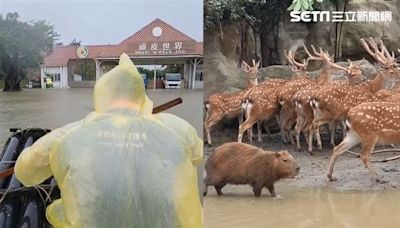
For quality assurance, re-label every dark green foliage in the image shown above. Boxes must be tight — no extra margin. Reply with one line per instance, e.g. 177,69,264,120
0,12,59,91
204,0,294,30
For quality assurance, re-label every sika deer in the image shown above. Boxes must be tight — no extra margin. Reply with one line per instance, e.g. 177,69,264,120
238,49,309,143
310,38,400,153
292,45,354,153
204,60,260,145
327,101,400,183
242,78,289,143
277,46,324,144
326,38,400,183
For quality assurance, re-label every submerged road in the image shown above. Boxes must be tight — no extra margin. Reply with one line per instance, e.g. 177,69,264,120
0,88,203,146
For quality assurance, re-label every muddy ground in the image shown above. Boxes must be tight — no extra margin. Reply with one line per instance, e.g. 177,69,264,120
204,126,400,192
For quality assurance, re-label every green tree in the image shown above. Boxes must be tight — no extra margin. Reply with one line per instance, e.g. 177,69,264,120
163,64,184,75
0,12,59,91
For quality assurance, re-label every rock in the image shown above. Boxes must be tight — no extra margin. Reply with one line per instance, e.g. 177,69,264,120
331,59,378,79
204,0,398,94
204,21,261,96
259,65,293,80
341,0,400,58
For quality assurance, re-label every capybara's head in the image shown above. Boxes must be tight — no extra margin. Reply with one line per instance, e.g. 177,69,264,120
274,151,300,178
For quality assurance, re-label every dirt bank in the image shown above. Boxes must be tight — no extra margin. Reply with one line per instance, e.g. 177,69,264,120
204,128,400,192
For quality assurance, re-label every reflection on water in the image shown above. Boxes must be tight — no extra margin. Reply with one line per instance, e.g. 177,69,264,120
204,186,400,228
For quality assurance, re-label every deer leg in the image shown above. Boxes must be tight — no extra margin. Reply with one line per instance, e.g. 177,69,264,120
238,117,259,143
275,114,281,126
238,112,244,125
283,119,294,145
239,112,252,142
302,117,312,150
204,109,224,145
247,125,253,142
283,109,297,146
263,121,272,139
315,124,323,150
341,120,347,139
307,124,315,154
238,113,251,141
360,138,386,183
329,121,336,147
285,120,296,146
257,121,263,142
204,121,213,145
327,130,361,181
311,119,327,151
279,109,288,144
295,115,304,151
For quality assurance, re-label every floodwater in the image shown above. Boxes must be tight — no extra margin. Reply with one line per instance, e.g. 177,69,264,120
205,129,400,227
0,88,203,145
204,186,400,228
0,87,204,201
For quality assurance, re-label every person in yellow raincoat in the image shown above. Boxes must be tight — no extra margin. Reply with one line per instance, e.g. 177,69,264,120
14,53,203,228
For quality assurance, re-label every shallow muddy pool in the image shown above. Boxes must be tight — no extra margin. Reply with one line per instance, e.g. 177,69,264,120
204,128,400,227
204,186,400,228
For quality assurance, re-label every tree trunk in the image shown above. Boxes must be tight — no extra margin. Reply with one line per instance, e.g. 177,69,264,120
3,61,22,92
260,19,280,67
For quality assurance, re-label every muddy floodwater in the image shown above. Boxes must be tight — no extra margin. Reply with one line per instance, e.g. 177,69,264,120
204,187,400,227
204,129,400,227
0,88,202,145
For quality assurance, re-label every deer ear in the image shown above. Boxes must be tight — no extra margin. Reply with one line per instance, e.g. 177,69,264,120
241,61,250,72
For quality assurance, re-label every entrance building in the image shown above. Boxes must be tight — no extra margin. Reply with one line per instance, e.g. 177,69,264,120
41,18,203,89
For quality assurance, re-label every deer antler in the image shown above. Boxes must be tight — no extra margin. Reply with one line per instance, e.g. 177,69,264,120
252,59,261,69
324,58,349,73
303,44,324,61
308,46,349,73
360,38,394,67
377,40,397,65
285,49,308,70
284,50,294,66
347,59,353,68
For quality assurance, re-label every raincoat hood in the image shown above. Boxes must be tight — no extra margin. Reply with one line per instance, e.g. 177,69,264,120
93,53,153,114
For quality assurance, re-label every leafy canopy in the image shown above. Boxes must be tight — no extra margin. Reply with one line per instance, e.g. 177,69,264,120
0,12,59,75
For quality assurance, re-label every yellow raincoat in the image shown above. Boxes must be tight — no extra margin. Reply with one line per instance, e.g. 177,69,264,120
15,53,203,228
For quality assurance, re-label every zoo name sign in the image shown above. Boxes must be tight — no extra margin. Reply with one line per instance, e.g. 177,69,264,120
290,11,392,23
129,41,193,56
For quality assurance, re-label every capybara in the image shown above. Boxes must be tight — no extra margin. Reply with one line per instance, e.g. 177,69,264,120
204,142,300,197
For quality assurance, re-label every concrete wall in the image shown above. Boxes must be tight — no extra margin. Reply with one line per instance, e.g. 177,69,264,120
41,66,69,88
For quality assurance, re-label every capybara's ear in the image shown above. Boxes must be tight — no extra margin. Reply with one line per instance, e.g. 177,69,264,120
275,152,281,159
280,150,289,154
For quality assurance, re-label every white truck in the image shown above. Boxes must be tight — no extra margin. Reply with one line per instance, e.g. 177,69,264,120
163,73,182,89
